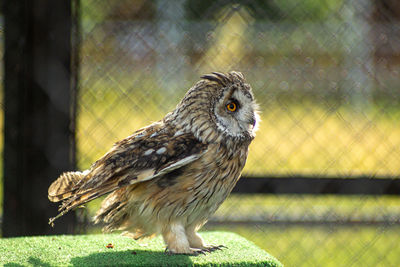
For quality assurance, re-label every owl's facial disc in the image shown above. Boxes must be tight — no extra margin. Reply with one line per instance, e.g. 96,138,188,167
214,84,259,139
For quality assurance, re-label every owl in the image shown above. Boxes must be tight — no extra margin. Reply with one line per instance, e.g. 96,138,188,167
48,71,259,255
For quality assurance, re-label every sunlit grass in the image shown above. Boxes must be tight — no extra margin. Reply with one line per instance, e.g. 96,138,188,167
246,103,400,177
214,194,400,223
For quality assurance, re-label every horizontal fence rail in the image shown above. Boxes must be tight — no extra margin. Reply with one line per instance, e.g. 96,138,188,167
235,177,400,195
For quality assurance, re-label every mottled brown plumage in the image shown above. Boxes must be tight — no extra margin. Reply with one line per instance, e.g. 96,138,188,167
48,71,259,255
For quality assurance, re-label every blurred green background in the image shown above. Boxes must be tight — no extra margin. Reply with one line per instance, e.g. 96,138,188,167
2,0,400,266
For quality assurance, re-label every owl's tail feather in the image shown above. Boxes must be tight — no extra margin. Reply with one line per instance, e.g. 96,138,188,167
49,185,118,227
48,171,86,202
48,176,119,227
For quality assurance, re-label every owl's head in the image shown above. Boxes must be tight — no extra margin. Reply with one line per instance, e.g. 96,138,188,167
203,71,259,141
170,71,259,144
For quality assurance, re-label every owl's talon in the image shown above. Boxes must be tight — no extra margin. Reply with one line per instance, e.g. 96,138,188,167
205,244,227,252
194,248,208,255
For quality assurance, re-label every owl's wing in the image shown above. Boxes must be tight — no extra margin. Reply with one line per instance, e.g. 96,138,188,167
49,127,207,225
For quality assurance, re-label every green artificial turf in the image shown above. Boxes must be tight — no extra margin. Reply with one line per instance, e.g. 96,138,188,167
0,231,282,267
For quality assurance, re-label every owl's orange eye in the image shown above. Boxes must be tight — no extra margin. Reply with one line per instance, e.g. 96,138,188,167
226,102,237,112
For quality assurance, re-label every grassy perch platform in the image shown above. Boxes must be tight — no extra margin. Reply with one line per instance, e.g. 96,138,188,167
0,231,282,267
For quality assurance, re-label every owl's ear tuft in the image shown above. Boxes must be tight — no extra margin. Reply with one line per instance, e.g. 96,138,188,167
201,72,228,87
201,71,245,87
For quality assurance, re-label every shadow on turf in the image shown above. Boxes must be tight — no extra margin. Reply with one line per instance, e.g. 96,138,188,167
70,249,194,266
5,257,52,267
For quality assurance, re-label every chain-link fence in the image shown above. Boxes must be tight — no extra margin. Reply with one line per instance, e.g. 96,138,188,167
76,0,400,266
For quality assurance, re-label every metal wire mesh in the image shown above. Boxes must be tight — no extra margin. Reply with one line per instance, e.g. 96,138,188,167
76,0,400,266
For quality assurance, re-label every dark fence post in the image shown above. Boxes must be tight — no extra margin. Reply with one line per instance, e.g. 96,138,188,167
3,0,77,236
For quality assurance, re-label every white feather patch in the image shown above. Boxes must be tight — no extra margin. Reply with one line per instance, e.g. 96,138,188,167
173,130,184,137
144,149,154,156
156,147,167,154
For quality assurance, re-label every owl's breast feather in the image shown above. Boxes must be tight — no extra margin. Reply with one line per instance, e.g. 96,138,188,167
176,144,248,221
